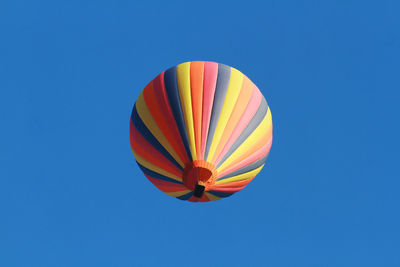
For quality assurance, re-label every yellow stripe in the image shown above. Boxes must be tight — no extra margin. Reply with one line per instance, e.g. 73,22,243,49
136,92,184,167
205,192,221,201
217,109,272,172
166,190,191,197
206,68,243,162
176,62,197,160
132,149,182,182
215,165,264,184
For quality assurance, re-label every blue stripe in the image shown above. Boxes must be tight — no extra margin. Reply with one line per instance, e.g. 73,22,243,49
131,106,183,171
207,190,235,198
204,64,231,160
217,154,269,181
176,191,194,200
217,98,269,168
137,162,183,184
164,67,193,162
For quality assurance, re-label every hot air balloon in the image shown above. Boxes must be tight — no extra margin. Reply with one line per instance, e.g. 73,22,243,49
130,61,272,202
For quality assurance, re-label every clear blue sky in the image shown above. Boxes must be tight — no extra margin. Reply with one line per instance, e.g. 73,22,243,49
1,0,399,266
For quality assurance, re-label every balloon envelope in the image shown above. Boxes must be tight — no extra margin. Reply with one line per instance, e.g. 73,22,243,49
130,61,272,202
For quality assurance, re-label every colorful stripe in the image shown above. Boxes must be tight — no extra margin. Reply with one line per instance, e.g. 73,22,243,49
130,61,273,202
200,62,218,159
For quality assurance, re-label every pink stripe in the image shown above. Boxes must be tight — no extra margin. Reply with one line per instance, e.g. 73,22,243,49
217,137,272,178
215,87,263,165
200,62,218,159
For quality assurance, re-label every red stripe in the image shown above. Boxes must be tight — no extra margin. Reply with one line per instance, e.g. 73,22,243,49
146,175,187,193
152,73,190,164
131,122,182,177
142,77,188,165
208,185,246,193
188,194,210,202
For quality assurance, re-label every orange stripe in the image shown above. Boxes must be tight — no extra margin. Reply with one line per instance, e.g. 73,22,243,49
210,77,254,163
190,61,204,160
142,79,188,165
131,122,182,177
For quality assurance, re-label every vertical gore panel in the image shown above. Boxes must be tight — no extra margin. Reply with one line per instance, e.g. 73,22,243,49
131,124,183,176
136,92,184,167
176,62,197,160
190,61,205,160
204,64,231,160
164,67,193,162
144,76,188,165
131,107,183,170
217,138,271,178
214,86,262,165
176,191,194,200
206,68,244,162
217,109,272,172
210,77,254,163
152,73,190,164
217,154,268,180
217,97,268,168
200,62,218,159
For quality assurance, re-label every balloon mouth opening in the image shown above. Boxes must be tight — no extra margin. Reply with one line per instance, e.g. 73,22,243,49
193,184,205,198
182,160,217,198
